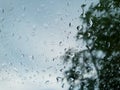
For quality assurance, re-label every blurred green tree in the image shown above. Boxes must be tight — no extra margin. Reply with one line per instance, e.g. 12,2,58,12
62,0,120,90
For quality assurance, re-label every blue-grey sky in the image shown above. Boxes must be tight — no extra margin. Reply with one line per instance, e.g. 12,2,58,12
0,0,96,90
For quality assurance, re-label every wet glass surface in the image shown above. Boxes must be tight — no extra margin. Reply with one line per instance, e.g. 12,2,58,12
0,0,84,90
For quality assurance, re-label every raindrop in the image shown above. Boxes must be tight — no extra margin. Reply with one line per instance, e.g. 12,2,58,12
21,54,25,57
25,69,29,73
20,62,23,65
88,32,91,37
60,69,63,72
2,9,4,13
18,36,22,39
13,67,18,72
81,4,86,8
32,55,34,60
64,66,66,69
69,77,74,82
45,80,49,84
51,49,54,52
69,31,71,34
29,55,34,60
49,74,51,77
77,26,80,30
52,58,55,61
56,77,63,82
69,22,71,27
76,71,81,75
67,2,70,6
22,6,26,11
65,71,70,76
9,62,13,66
69,85,73,90
62,83,65,88
110,24,113,28
67,36,69,39
42,70,46,72
64,48,67,51
59,41,62,46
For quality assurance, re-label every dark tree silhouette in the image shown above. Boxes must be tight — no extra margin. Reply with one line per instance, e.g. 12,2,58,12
62,0,120,90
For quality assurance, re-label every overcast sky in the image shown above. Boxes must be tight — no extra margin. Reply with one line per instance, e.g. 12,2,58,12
0,0,95,90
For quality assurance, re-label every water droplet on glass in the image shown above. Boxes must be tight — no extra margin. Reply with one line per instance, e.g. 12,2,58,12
32,56,34,60
60,69,63,72
1,9,4,13
45,80,49,84
56,77,63,82
62,83,65,88
69,23,71,27
77,26,80,30
59,41,62,46
22,6,26,11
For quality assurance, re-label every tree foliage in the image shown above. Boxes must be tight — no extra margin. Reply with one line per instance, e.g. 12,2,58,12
63,0,120,90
